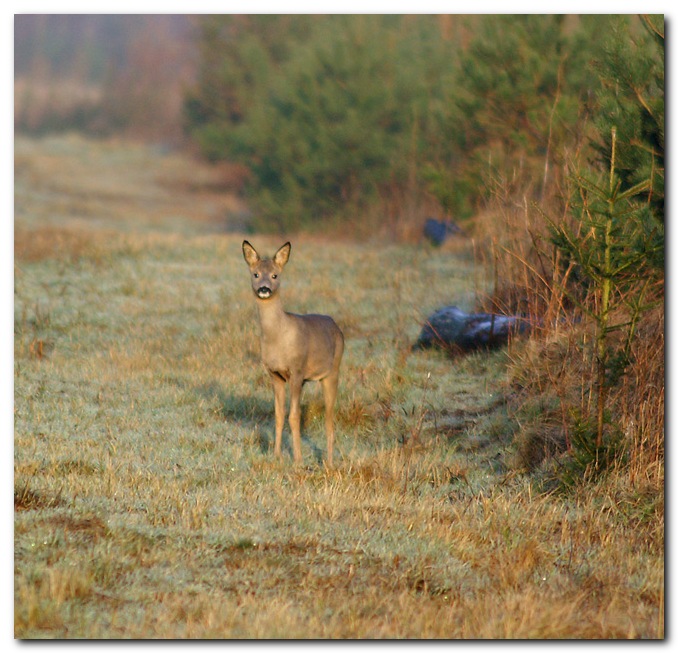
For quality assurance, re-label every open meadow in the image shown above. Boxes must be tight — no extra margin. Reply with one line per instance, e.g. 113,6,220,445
13,135,663,638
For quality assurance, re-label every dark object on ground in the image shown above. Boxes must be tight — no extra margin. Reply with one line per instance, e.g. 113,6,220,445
423,218,462,246
414,305,531,352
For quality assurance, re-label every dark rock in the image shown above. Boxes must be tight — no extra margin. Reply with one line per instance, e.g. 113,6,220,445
423,218,462,246
414,305,530,352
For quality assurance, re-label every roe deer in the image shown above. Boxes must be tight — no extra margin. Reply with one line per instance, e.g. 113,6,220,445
242,240,344,466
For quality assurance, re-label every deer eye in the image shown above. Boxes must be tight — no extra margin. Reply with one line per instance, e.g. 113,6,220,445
253,272,260,279
271,274,278,279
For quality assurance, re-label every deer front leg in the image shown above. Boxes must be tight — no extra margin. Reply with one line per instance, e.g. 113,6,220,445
321,373,339,467
271,374,286,459
288,375,304,464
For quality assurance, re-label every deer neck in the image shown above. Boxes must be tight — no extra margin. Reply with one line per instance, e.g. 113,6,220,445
255,293,288,336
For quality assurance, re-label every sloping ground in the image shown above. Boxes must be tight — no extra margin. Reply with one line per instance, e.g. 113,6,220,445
14,136,663,638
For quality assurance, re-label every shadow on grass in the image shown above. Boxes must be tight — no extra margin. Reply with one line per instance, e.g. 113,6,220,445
196,382,324,464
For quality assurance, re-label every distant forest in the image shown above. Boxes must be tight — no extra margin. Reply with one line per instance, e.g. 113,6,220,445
14,14,663,238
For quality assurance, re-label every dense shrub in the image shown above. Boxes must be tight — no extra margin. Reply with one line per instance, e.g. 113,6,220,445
185,15,457,232
501,15,664,489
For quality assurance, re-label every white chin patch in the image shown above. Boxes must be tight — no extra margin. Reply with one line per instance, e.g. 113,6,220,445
257,289,271,299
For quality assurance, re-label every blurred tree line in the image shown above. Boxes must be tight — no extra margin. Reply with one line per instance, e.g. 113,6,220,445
183,14,664,236
16,14,663,239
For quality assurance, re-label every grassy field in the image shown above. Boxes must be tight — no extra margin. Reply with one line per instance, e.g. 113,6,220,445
13,135,663,639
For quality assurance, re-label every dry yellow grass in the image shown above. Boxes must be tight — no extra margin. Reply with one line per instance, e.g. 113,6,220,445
13,135,663,639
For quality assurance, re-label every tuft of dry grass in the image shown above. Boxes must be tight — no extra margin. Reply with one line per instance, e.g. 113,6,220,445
13,136,663,639
470,177,664,495
619,305,664,485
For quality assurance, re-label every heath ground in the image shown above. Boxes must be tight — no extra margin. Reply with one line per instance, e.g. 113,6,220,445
14,135,663,638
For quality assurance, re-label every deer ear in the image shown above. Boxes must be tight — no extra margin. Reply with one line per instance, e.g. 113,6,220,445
242,240,260,267
274,242,291,267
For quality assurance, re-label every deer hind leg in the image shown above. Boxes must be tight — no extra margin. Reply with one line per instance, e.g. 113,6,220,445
288,375,304,464
321,372,340,467
271,374,286,459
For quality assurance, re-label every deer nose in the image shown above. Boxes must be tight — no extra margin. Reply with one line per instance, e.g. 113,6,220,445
257,286,272,299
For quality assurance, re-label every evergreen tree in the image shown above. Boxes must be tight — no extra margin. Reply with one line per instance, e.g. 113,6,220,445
186,15,456,231
184,15,316,162
545,15,664,463
429,15,612,214
591,15,664,222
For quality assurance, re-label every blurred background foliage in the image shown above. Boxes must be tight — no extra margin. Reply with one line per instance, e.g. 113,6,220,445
15,14,664,238
15,15,194,142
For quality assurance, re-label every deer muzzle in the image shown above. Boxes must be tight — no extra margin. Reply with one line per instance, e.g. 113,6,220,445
256,286,273,299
